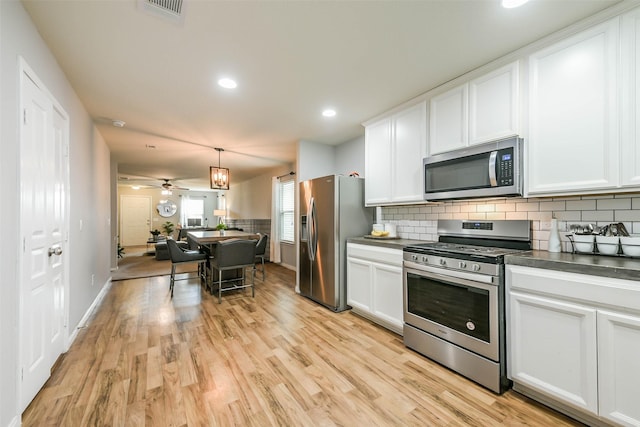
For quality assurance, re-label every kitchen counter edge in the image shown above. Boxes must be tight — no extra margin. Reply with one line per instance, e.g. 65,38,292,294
505,250,640,282
347,237,431,250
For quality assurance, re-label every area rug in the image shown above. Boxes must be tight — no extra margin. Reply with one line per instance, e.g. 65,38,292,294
112,253,197,281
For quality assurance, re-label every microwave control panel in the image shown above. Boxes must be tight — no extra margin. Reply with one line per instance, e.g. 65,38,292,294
497,148,514,186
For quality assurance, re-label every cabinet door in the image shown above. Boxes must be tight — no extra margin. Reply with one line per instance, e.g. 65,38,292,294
598,310,640,427
469,61,519,144
346,256,373,312
391,101,426,203
429,84,468,155
371,262,403,333
622,8,640,187
509,291,598,414
364,117,392,205
528,19,619,195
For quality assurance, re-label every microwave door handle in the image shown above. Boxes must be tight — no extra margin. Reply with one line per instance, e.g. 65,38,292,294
488,151,498,187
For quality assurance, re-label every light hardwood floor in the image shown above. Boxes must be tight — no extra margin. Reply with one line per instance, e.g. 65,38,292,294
23,264,583,426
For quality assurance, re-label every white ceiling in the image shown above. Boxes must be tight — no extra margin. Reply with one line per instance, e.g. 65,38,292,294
22,0,620,191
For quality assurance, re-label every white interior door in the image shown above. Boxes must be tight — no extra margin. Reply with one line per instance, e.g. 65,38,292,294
20,66,68,411
120,195,152,246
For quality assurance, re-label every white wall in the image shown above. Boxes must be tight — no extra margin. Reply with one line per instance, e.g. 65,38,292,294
0,1,112,424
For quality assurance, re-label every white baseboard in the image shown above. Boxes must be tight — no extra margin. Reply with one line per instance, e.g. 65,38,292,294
8,414,20,427
278,262,296,271
66,278,112,349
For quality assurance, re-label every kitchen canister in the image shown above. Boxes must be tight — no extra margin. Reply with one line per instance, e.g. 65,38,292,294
384,223,397,237
548,218,562,253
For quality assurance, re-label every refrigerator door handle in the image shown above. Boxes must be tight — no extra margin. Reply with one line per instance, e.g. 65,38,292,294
307,197,316,261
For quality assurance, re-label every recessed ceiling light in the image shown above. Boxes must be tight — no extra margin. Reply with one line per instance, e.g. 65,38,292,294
131,186,140,190
322,109,336,118
218,78,237,89
501,0,529,8
112,119,126,127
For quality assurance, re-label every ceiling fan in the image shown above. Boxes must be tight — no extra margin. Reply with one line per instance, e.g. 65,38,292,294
160,178,189,191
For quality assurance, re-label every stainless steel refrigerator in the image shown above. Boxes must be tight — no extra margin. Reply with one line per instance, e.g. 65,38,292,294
299,175,373,312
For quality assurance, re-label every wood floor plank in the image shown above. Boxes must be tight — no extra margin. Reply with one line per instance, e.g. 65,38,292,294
22,263,584,426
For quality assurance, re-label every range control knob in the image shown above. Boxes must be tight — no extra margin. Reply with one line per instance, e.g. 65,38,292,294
411,255,418,261
472,264,481,272
439,259,447,266
459,261,467,269
422,255,428,263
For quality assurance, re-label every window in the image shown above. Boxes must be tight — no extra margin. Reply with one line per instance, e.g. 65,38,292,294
183,198,204,227
279,180,295,243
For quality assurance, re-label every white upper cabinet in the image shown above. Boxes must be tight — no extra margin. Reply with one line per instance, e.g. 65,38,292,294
364,117,393,205
527,19,620,195
429,61,520,155
621,8,640,187
429,85,468,154
469,62,520,144
364,101,426,206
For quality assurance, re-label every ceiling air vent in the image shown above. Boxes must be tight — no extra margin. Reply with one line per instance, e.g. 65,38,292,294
138,0,185,24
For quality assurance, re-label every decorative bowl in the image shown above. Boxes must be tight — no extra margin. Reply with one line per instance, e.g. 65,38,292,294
572,234,595,253
595,235,619,255
620,236,640,257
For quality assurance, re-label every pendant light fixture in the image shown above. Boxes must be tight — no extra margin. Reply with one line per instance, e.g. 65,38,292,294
210,147,230,190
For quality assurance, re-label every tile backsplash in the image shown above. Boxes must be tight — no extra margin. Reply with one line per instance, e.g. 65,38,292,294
381,193,640,252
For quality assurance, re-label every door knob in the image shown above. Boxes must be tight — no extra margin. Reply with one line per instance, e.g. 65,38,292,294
48,246,63,257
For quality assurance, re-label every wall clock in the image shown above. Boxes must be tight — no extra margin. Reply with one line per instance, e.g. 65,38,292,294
157,199,177,217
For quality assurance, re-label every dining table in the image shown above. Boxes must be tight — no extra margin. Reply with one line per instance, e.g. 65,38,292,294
187,230,260,293
187,230,260,246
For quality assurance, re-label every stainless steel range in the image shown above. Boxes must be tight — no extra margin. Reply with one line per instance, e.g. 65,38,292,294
403,219,531,393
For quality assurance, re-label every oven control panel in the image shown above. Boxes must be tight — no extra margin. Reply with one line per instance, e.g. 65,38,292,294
403,252,500,277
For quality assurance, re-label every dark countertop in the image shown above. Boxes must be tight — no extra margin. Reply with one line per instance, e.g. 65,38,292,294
505,250,640,282
348,236,432,250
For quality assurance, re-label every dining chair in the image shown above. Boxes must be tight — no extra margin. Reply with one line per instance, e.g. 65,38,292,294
209,238,257,303
166,238,208,297
253,233,268,280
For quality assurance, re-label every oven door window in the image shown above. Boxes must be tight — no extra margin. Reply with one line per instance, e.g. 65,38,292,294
406,272,490,342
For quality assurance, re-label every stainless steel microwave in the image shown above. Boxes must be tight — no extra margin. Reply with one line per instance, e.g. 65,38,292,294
423,136,523,201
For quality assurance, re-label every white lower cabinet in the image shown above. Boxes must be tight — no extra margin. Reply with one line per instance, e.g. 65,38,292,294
597,310,640,426
347,243,403,335
509,291,598,413
506,265,640,427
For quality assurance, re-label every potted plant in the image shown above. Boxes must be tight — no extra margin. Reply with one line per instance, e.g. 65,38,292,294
117,236,125,258
162,221,175,238
150,229,161,241
216,222,227,235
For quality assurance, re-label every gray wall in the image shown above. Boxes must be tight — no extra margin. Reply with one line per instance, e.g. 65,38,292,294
0,1,112,424
335,135,365,178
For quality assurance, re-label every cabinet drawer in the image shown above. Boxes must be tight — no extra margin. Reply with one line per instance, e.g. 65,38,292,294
347,243,402,266
507,265,640,312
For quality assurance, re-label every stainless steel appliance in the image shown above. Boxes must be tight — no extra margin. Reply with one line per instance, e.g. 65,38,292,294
423,136,523,201
299,175,373,312
403,219,531,393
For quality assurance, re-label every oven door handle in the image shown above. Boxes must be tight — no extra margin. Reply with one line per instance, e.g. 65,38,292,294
489,150,498,187
403,261,496,285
